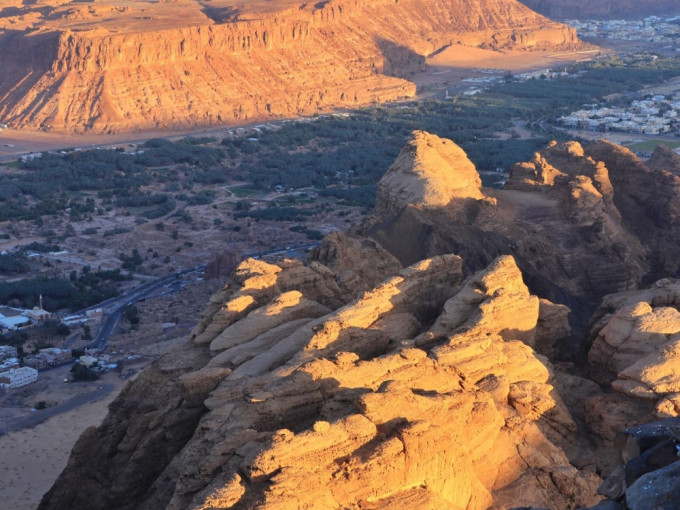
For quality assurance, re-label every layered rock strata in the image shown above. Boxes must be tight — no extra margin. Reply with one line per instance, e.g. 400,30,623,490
0,0,579,133
39,245,601,509
39,133,680,508
588,279,680,420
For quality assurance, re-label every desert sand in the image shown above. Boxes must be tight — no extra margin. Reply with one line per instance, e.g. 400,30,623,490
0,386,119,510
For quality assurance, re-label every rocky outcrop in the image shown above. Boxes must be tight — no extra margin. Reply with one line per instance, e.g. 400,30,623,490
39,249,603,510
588,278,680,419
204,250,241,280
361,134,680,352
593,417,680,509
517,0,680,19
374,131,489,216
646,145,680,176
0,0,580,133
39,133,680,508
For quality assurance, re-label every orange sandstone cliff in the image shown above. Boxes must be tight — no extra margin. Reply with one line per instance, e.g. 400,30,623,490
0,0,579,133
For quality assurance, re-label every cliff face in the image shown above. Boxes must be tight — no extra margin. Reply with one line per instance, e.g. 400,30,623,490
0,0,579,133
518,0,680,19
361,135,680,350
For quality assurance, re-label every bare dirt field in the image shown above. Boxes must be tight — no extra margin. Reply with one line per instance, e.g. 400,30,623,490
0,368,133,510
413,45,604,89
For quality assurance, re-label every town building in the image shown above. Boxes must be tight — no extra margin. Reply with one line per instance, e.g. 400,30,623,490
0,366,38,388
23,347,72,370
0,357,20,371
26,306,51,321
78,355,98,367
0,306,31,330
0,345,18,360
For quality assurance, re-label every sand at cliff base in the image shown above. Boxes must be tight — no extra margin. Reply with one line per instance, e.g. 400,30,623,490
0,388,119,510
414,45,599,87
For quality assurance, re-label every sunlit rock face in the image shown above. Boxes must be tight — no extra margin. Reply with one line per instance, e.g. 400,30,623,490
38,239,601,509
588,279,680,420
0,0,579,133
39,133,680,509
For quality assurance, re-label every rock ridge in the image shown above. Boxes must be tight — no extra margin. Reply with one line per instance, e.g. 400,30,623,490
39,243,601,509
0,0,580,133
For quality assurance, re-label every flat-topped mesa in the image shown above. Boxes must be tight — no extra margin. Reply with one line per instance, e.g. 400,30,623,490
0,0,580,133
374,131,491,217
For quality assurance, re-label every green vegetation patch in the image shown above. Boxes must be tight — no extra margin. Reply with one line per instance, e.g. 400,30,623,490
626,140,680,151
228,185,260,197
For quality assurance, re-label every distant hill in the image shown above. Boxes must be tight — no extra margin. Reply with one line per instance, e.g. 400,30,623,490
0,0,580,134
518,0,680,19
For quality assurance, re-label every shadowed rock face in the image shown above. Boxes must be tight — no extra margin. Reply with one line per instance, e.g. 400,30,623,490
361,134,680,351
0,0,579,133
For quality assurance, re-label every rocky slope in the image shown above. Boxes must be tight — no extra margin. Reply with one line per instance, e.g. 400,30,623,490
517,0,680,20
40,243,603,509
361,133,680,349
39,134,680,509
0,0,579,133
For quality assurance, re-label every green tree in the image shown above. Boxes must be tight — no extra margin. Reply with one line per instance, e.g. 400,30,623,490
123,304,140,325
71,363,99,381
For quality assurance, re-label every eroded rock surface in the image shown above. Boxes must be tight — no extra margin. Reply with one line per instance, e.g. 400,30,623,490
39,251,601,510
40,134,680,509
0,0,579,133
588,279,680,419
362,134,680,348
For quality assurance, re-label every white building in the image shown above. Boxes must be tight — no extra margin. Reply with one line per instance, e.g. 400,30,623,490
0,367,38,388
0,315,31,330
0,345,18,359
79,355,98,367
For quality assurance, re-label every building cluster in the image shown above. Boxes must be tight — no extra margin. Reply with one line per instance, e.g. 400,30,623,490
0,345,39,389
23,347,72,370
456,68,576,97
0,344,20,371
0,303,51,331
558,94,680,135
566,16,680,46
63,307,103,326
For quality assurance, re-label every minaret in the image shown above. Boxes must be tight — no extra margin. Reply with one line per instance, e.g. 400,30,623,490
39,294,43,310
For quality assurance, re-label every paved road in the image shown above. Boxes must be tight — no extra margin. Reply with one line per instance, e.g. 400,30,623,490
86,265,205,350
0,382,114,435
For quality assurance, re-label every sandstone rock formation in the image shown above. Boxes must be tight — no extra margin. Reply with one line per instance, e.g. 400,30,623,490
646,144,680,176
39,134,680,509
0,0,580,133
517,0,680,19
360,134,680,349
588,278,680,420
374,131,489,216
39,241,602,509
